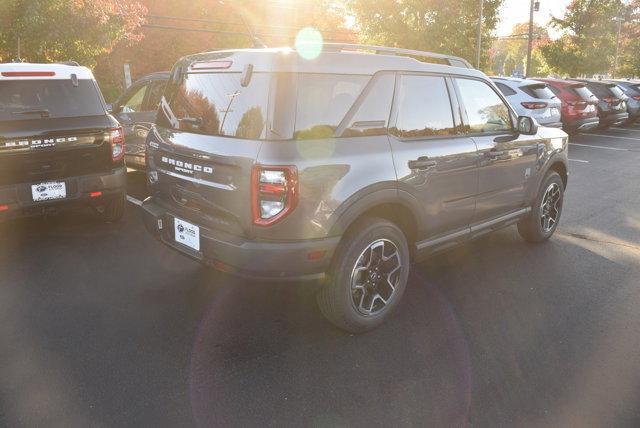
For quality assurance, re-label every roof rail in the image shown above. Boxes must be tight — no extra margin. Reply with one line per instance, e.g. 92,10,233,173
317,43,474,69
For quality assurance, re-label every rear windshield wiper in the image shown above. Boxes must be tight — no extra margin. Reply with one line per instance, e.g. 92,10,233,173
12,109,50,118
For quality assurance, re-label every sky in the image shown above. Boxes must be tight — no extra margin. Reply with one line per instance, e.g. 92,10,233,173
497,0,573,38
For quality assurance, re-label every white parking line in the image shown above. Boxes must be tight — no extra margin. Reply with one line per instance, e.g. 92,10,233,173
610,128,640,132
568,158,589,163
126,195,143,206
583,133,640,141
569,143,628,151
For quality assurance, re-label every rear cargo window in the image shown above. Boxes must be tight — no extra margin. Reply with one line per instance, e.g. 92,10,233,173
607,85,625,98
294,74,368,140
521,84,556,99
0,79,104,121
571,85,596,100
158,72,270,139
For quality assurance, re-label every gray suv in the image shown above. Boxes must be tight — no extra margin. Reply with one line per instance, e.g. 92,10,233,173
141,44,569,333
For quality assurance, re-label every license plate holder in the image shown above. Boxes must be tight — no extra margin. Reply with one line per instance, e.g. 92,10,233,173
174,217,200,251
31,181,66,202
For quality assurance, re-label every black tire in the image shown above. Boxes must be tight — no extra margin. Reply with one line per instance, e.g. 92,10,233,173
518,171,564,243
317,216,410,333
98,192,125,223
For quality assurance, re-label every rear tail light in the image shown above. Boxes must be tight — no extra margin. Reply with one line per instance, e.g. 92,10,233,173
1,71,55,77
521,101,548,109
0,204,8,212
106,127,125,162
633,95,640,101
567,100,588,108
251,165,298,226
89,191,102,198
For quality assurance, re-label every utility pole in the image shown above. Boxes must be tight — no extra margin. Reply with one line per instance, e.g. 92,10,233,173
476,0,484,69
525,0,535,77
613,16,623,78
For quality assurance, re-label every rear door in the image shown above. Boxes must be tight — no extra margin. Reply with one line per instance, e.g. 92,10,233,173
388,73,479,241
453,77,539,223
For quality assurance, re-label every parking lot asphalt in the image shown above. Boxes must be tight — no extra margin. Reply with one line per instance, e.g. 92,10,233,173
2,125,640,427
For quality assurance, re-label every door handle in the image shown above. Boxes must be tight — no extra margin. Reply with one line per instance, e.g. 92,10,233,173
485,149,508,160
408,158,437,170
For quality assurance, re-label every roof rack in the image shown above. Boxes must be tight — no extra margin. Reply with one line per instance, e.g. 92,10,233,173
317,43,474,69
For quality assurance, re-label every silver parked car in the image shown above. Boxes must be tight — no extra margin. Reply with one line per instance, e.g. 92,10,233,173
492,77,563,128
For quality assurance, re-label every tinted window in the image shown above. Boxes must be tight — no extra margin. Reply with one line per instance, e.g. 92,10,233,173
294,74,368,140
607,85,625,98
342,73,394,137
455,78,512,133
495,82,517,96
390,75,456,138
571,85,597,101
585,83,610,98
521,84,556,99
547,85,561,96
145,81,166,111
158,72,269,139
121,84,147,113
0,79,104,121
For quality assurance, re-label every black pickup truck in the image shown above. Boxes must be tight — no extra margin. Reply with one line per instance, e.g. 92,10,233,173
0,63,126,222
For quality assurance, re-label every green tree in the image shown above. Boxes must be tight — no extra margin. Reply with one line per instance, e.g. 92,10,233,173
540,0,626,76
346,0,504,70
0,0,146,65
490,23,550,77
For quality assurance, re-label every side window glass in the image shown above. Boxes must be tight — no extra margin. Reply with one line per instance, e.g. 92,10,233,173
342,73,395,137
145,81,166,112
390,75,456,138
455,78,512,133
294,74,368,140
121,84,148,113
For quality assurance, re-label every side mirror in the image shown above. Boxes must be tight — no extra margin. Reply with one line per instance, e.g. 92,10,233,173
517,116,538,135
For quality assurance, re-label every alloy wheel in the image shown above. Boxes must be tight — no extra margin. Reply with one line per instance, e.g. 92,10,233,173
540,182,561,233
350,239,402,316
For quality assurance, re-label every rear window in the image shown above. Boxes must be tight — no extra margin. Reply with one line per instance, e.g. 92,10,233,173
0,79,104,121
158,72,270,139
521,83,556,99
571,85,597,101
607,84,625,98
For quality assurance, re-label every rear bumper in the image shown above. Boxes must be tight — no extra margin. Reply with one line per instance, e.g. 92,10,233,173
141,197,340,282
600,111,629,126
563,117,600,132
0,167,126,221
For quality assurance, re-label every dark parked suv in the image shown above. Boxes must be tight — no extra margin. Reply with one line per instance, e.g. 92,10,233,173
571,79,628,129
0,63,126,222
142,44,569,332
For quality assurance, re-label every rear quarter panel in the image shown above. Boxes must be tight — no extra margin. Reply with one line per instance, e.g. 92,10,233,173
255,135,397,241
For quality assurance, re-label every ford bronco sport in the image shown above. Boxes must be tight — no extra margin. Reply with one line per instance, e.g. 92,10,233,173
141,44,569,333
0,63,126,222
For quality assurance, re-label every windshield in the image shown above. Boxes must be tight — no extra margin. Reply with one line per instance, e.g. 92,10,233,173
0,79,104,121
158,72,270,139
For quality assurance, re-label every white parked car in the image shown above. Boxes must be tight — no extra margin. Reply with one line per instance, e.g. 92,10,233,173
492,77,563,128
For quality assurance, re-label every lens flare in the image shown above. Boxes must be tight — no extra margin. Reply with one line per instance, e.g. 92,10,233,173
295,27,323,60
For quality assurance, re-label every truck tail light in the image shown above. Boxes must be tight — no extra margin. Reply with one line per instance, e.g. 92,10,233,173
521,101,548,109
251,165,298,226
106,127,125,162
0,204,8,212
